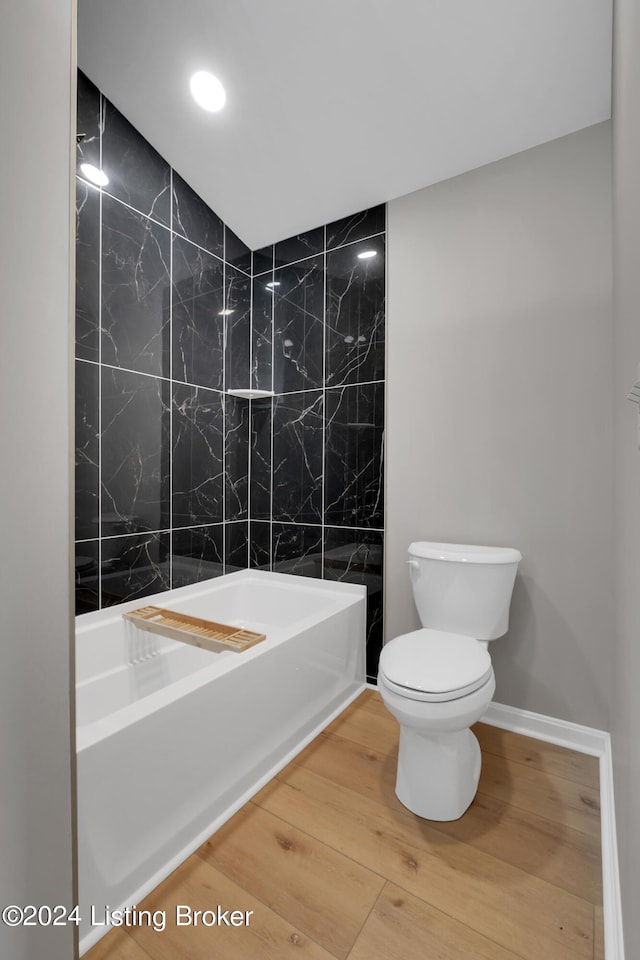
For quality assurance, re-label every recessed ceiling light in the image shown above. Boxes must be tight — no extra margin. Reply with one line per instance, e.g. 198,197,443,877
357,249,377,260
190,71,226,112
80,163,109,187
265,281,280,289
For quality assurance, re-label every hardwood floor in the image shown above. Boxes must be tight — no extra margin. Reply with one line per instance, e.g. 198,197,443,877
84,690,602,960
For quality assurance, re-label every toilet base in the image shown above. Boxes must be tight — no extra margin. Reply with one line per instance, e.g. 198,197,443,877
395,726,482,821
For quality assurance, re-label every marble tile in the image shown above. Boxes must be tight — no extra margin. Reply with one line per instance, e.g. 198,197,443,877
172,383,224,528
224,225,251,275
323,527,384,680
273,256,324,393
172,235,224,390
76,70,101,177
249,520,271,570
225,520,249,573
75,539,100,615
171,524,224,588
249,398,272,520
225,266,251,391
326,204,385,251
75,180,100,362
75,360,100,541
272,523,323,579
101,368,170,536
251,277,273,391
274,227,324,268
101,195,171,377
225,395,249,521
100,532,170,607
272,391,323,523
173,171,223,258
324,383,384,528
252,244,273,277
101,99,171,225
326,235,385,386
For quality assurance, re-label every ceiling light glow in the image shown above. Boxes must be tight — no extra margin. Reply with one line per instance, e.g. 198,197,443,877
190,71,226,112
218,309,235,316
265,281,280,289
80,163,109,187
357,249,377,260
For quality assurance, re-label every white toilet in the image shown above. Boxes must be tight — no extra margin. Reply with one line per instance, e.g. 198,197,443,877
378,541,521,821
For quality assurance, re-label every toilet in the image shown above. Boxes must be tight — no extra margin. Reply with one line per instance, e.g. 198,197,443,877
378,541,521,821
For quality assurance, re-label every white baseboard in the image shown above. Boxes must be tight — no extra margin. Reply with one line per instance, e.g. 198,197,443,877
366,686,624,959
482,701,624,960
482,700,607,755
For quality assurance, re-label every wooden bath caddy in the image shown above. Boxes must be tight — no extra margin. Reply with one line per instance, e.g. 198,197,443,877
123,605,266,654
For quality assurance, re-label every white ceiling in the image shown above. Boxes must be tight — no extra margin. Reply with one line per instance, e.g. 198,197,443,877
78,0,612,250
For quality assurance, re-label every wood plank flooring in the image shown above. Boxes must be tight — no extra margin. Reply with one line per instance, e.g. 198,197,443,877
84,690,602,960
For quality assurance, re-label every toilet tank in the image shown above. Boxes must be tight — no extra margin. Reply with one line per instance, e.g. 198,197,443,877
408,542,521,641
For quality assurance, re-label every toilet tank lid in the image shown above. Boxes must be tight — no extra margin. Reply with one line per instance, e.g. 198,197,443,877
408,542,522,564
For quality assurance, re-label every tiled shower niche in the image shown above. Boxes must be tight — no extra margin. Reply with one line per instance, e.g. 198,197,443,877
75,71,385,680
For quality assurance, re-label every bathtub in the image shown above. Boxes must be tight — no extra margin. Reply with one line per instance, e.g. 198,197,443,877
76,569,366,953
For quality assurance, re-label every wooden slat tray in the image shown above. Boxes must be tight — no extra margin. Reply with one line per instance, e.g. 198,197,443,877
123,605,265,654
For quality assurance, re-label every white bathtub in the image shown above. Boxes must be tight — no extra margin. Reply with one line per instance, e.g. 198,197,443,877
76,569,366,953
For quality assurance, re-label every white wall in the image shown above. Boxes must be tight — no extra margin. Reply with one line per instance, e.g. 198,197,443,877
386,123,613,729
612,0,640,953
0,3,76,959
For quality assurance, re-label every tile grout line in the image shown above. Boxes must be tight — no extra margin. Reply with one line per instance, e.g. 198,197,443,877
168,168,173,591
321,223,327,580
247,248,254,572
97,91,104,611
269,243,275,572
222,216,226,575
76,175,250,278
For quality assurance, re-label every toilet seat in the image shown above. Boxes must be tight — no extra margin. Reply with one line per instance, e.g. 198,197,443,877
379,628,493,703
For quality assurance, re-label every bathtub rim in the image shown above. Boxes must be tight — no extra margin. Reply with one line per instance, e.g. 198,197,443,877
76,569,367,751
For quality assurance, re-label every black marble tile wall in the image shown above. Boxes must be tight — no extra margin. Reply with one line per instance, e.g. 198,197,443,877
326,235,385,386
75,359,100,541
75,180,100,362
172,237,224,389
101,195,171,378
225,521,249,572
100,532,170,608
100,367,171,535
171,383,224,528
323,527,384,680
225,396,249,521
272,392,324,523
171,524,224,589
101,100,171,226
273,256,324,393
248,207,386,680
75,72,252,613
324,382,385,529
272,523,324,578
251,277,274,391
249,399,272,520
74,71,386,678
173,171,223,258
249,520,271,570
225,267,251,391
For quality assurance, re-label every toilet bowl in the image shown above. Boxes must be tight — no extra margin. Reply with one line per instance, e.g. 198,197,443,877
378,541,520,821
